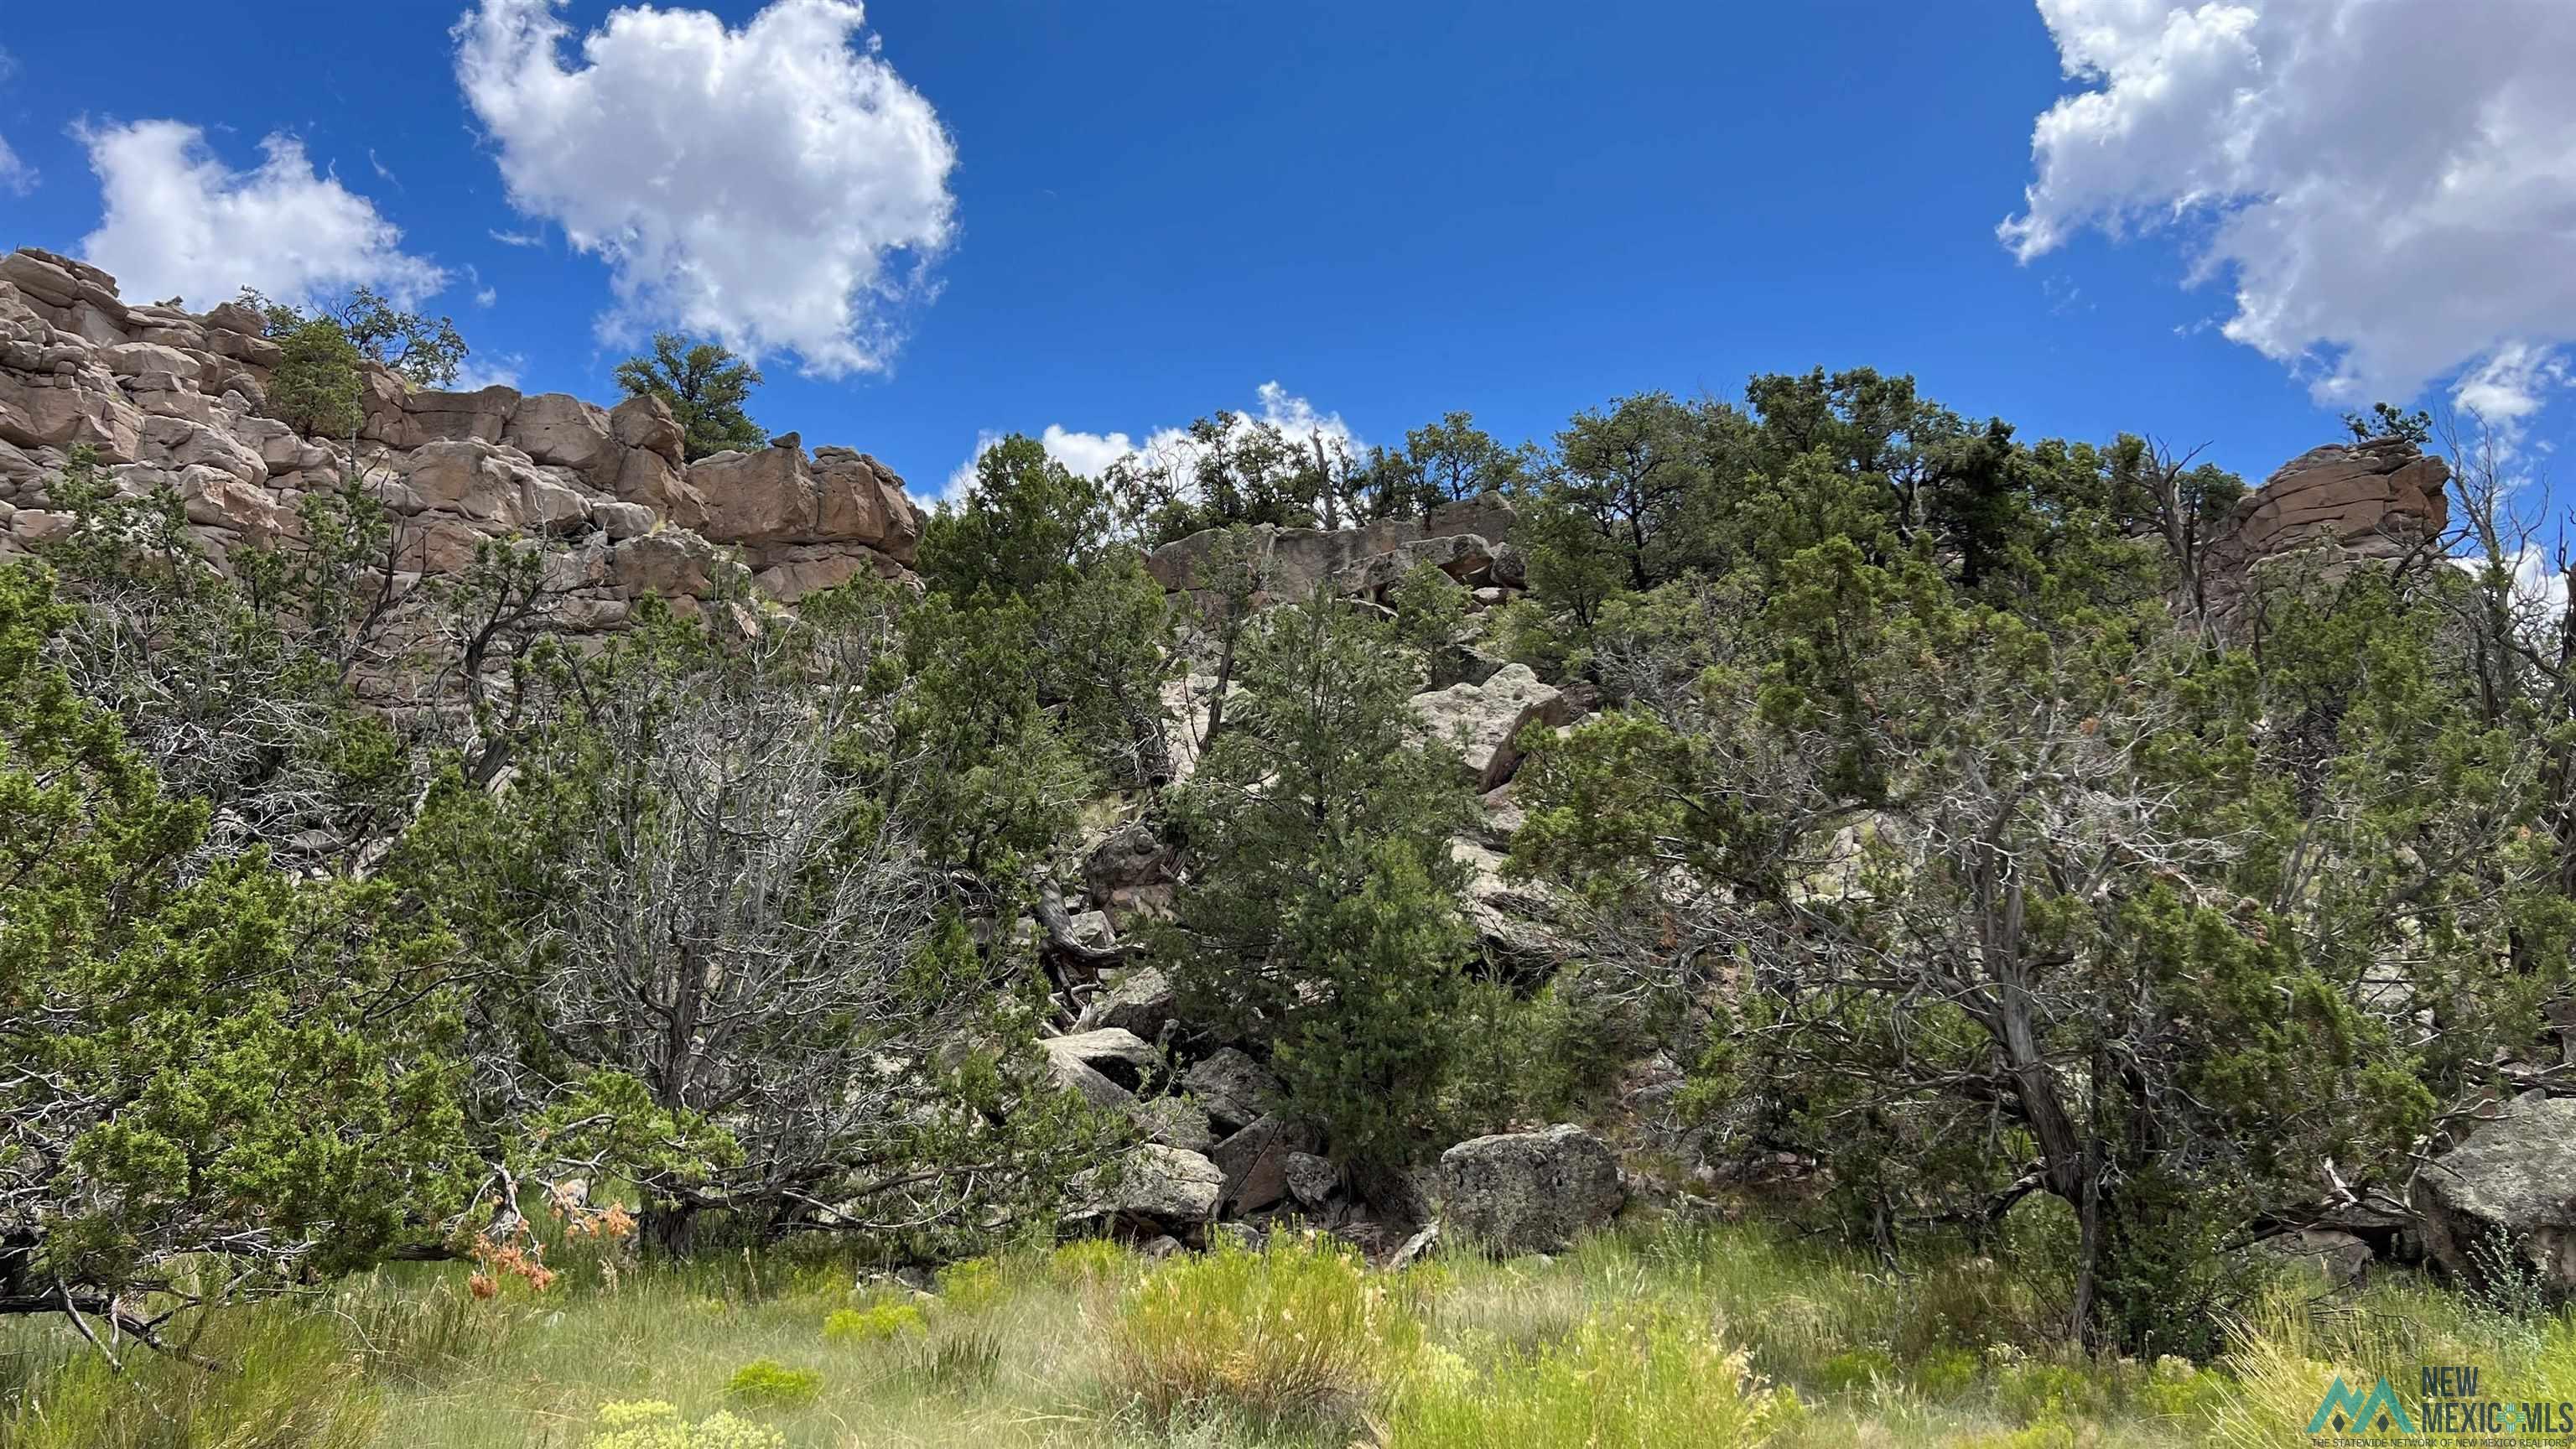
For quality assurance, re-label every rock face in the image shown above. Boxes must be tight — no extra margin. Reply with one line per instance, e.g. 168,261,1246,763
2413,1097,2576,1296
0,247,922,628
1144,496,1518,603
1440,1124,1624,1254
2203,436,2449,621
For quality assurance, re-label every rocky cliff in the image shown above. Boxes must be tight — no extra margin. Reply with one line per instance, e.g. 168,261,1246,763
2202,434,2450,620
0,247,922,630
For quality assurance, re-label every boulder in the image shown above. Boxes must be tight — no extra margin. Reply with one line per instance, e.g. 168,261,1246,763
2256,1228,2376,1287
1135,1096,1217,1155
506,392,616,475
2413,1097,2576,1296
1070,1144,1224,1236
1210,1114,1318,1215
1041,1028,1161,1093
2204,437,2451,623
1076,964,1176,1039
1083,823,1174,904
1183,1047,1282,1135
1284,1152,1339,1211
1440,1124,1624,1254
1037,1041,1138,1114
1411,662,1574,791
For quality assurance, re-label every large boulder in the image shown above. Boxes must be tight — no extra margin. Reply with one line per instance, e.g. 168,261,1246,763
1183,1047,1282,1135
1439,1124,1624,1254
1083,823,1174,905
1411,663,1574,791
2413,1097,2576,1296
1069,1144,1225,1238
1209,1114,1321,1216
1076,964,1177,1039
1041,1028,1161,1093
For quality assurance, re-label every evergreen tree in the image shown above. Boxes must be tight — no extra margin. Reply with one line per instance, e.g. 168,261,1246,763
613,333,768,460
1157,590,1477,1171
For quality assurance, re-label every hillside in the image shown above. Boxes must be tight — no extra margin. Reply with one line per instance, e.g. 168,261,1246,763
8,245,2576,1449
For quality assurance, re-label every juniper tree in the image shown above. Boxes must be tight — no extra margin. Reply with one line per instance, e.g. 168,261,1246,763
1156,589,1477,1172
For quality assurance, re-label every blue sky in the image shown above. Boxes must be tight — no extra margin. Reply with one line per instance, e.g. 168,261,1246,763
3,1,2570,500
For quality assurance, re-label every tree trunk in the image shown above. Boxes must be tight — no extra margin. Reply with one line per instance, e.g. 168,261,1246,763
642,1202,699,1259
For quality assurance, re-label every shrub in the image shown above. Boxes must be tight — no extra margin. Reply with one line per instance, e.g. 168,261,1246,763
1817,1345,1897,1394
937,1254,1013,1313
1907,1345,1982,1400
1994,1358,2110,1426
1050,1236,1136,1286
268,316,365,438
1387,1311,1801,1448
722,1359,822,1406
587,1400,785,1449
1104,1231,1420,1429
823,1301,926,1343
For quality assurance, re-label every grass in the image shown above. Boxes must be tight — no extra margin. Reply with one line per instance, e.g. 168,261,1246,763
0,1222,2565,1448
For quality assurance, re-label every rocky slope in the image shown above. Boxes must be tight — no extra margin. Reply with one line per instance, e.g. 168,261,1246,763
0,246,922,628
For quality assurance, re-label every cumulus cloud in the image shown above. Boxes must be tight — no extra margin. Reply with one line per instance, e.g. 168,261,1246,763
75,121,445,309
2002,0,2576,408
0,133,33,195
451,352,525,392
942,384,1363,501
454,0,958,377
2453,343,2571,433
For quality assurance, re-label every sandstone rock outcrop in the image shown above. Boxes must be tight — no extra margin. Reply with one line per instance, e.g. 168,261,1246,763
1143,496,1518,604
0,247,922,628
2202,436,2449,621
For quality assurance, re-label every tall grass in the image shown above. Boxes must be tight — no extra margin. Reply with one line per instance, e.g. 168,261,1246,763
1388,1310,1801,1448
0,1307,381,1449
5,1224,2573,1448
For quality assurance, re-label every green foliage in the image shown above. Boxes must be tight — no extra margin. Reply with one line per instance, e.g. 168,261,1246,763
1389,1311,1802,1448
614,333,767,460
267,315,365,437
823,1301,926,1343
917,434,1173,787
0,561,469,1322
1159,589,1478,1167
1104,1232,1420,1430
723,1358,822,1406
242,284,468,387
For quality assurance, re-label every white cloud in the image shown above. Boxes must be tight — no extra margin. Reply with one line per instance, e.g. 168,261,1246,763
76,121,445,309
2002,0,2576,408
488,226,545,248
943,383,1363,502
454,0,957,377
2453,342,2571,431
451,351,525,392
0,133,32,195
